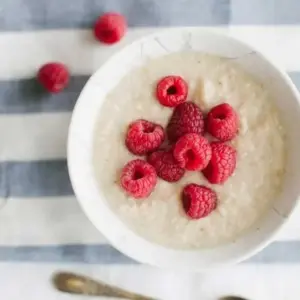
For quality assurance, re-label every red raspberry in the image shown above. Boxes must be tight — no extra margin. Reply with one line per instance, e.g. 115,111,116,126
173,133,211,171
182,184,217,219
206,103,239,141
94,12,127,44
147,149,185,182
202,142,237,184
125,119,165,155
156,76,188,107
37,62,69,93
167,102,205,142
120,159,157,199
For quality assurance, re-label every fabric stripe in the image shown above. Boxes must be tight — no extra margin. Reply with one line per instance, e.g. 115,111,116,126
0,160,72,197
0,76,87,114
231,0,300,25
0,244,132,264
2,0,300,31
0,27,228,80
0,196,107,246
0,241,297,263
2,26,300,82
0,113,70,161
0,0,229,31
1,0,300,33
0,72,299,114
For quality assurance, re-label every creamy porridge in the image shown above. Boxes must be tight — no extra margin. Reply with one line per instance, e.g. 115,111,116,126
93,52,286,249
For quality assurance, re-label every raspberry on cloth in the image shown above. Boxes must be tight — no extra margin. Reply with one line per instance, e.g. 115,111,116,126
37,62,69,93
94,12,127,44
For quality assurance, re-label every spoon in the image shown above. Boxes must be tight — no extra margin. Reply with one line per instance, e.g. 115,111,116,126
220,297,249,300
53,272,158,299
53,271,250,300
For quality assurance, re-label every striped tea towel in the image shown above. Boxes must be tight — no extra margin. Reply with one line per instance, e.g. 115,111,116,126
0,0,300,299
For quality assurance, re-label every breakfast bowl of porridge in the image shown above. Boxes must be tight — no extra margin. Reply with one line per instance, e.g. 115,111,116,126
68,28,300,271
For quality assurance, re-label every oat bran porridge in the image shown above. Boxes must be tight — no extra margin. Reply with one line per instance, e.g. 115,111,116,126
93,52,286,249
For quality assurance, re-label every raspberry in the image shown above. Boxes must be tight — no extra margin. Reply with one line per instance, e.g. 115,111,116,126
173,133,211,171
147,149,185,182
167,102,205,142
37,62,69,93
206,103,239,141
182,184,217,219
94,12,127,44
202,142,237,184
156,76,188,107
120,159,157,199
125,119,165,155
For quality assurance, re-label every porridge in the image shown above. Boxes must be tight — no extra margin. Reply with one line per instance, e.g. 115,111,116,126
93,52,286,249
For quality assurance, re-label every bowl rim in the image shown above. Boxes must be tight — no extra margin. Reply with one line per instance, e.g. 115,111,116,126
67,27,300,271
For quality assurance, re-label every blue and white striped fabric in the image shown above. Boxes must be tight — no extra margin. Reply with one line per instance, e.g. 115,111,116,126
1,0,300,299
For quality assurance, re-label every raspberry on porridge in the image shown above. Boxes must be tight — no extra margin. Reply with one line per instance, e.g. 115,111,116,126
167,102,205,142
202,142,237,184
206,103,239,141
125,119,165,155
173,133,211,171
156,75,188,107
182,184,217,219
147,149,185,182
93,52,286,249
120,159,157,199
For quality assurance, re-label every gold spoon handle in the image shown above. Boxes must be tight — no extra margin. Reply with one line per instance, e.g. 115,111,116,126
53,272,157,300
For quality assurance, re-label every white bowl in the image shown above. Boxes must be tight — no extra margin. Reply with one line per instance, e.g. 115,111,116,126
68,28,300,271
